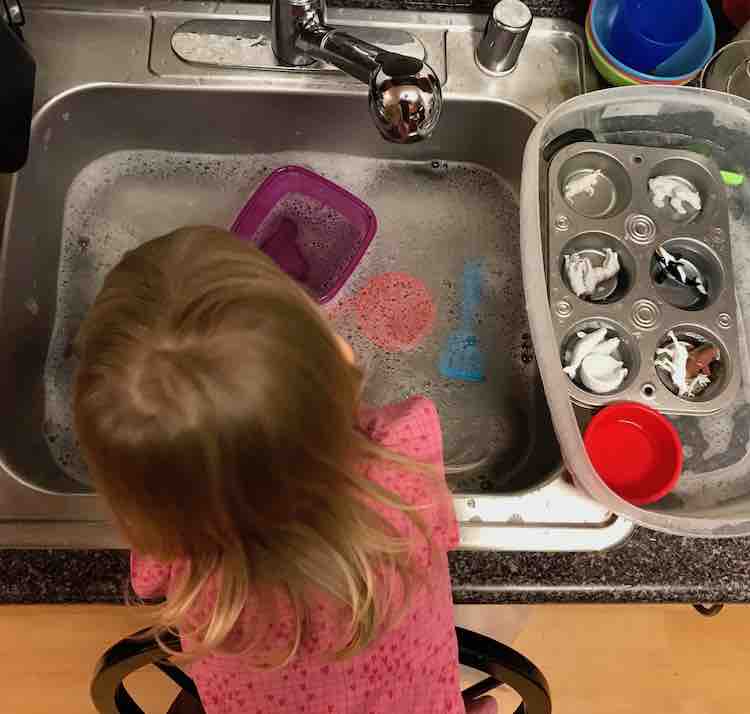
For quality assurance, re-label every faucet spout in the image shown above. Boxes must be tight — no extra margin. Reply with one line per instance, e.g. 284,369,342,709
271,0,442,143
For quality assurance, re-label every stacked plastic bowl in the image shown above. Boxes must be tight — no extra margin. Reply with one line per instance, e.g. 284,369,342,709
587,0,716,86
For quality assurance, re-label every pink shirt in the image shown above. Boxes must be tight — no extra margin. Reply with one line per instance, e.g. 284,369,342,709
131,396,462,714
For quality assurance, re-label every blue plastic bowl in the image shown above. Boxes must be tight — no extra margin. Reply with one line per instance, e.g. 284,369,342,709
590,0,715,83
609,0,703,73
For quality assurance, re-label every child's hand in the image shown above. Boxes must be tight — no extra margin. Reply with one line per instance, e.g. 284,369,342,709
464,695,498,714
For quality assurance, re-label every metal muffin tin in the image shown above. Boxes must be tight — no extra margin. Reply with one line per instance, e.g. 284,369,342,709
547,141,740,415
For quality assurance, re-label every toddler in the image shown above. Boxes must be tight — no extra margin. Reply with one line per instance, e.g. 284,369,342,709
73,226,495,714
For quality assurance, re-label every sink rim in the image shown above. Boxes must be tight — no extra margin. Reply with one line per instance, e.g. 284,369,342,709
4,80,560,498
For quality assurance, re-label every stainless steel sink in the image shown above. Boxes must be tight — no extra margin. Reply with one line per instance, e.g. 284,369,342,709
0,0,633,549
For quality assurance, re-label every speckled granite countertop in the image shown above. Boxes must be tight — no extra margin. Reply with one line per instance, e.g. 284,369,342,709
451,529,750,604
2,527,749,604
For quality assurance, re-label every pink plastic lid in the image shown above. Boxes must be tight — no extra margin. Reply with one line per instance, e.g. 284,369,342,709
231,166,377,303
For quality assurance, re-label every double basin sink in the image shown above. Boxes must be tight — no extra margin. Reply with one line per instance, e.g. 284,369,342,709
0,1,633,549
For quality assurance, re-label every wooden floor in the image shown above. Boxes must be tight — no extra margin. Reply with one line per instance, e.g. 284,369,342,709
2,603,747,713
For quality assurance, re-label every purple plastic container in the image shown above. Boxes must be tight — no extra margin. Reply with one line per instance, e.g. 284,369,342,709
231,166,378,303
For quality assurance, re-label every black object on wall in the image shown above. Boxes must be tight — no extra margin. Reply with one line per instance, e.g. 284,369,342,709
708,0,739,47
327,0,586,23
0,0,35,173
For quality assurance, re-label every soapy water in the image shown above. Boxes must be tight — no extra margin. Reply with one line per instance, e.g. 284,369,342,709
556,132,750,512
44,150,537,492
248,192,362,298
664,180,750,509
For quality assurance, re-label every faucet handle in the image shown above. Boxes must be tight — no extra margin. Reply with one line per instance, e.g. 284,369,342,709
369,53,442,144
476,0,532,76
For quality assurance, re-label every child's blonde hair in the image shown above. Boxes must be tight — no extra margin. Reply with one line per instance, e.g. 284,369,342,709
73,226,429,664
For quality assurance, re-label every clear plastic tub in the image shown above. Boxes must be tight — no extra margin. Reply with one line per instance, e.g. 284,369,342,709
521,86,750,536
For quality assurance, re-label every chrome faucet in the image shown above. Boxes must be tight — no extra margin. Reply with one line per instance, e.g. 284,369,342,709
271,0,442,144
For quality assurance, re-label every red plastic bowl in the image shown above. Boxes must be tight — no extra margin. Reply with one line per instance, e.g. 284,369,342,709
584,402,683,505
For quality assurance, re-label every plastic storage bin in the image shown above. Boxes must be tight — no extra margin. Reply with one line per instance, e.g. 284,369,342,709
232,166,377,304
521,86,750,537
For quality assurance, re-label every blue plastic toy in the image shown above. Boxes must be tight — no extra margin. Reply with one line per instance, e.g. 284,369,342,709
439,260,485,382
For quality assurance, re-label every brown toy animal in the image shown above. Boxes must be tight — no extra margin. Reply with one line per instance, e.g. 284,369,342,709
686,344,720,379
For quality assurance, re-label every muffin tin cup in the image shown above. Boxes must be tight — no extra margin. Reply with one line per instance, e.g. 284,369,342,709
650,237,725,311
561,318,641,403
654,325,731,404
647,157,718,226
548,142,740,416
559,231,637,304
558,151,633,218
